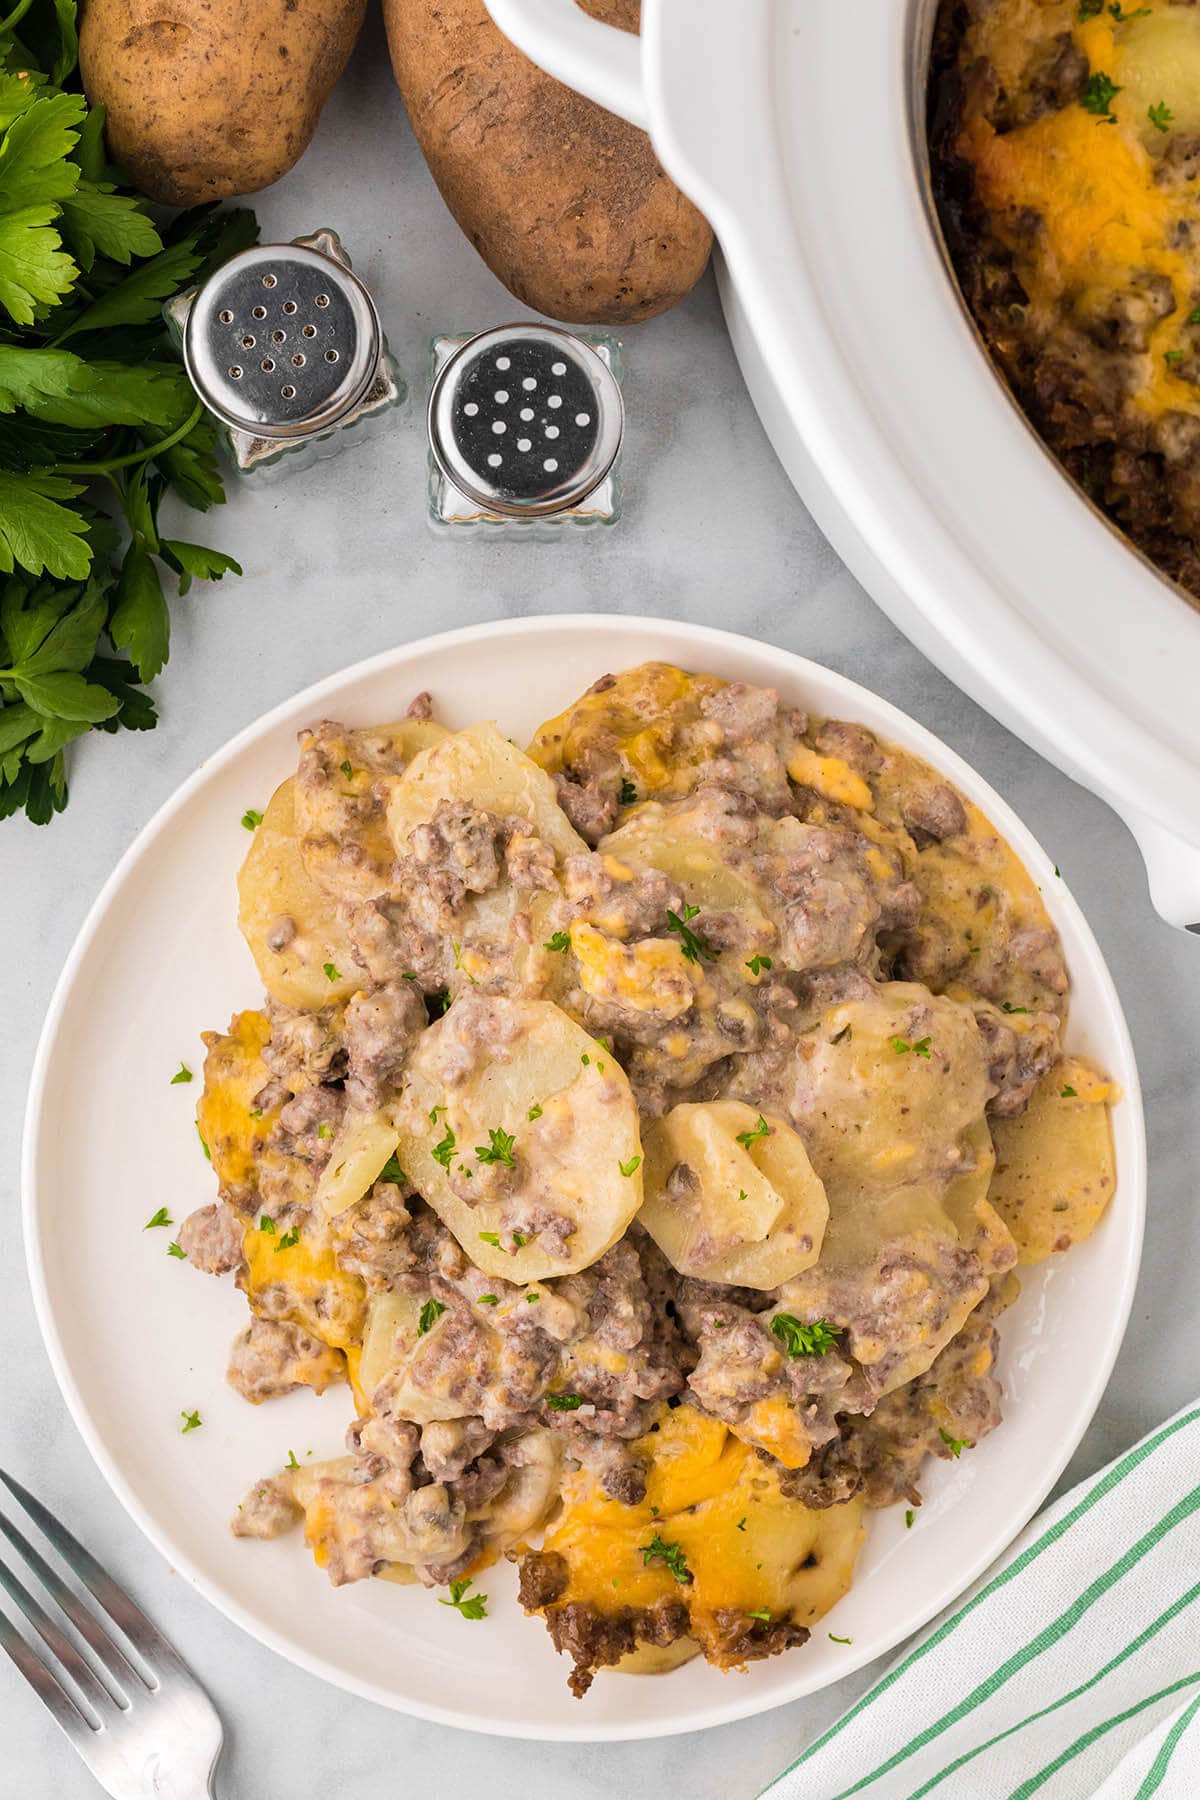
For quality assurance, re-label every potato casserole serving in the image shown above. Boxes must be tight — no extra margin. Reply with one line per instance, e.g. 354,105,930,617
931,0,1200,598
178,663,1118,1697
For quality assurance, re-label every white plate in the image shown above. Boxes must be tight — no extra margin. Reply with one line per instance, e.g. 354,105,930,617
23,615,1145,1742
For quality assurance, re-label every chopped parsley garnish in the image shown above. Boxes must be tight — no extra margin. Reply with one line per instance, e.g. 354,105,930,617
640,1534,692,1584
527,1102,543,1122
427,989,451,1018
544,930,571,953
479,1231,501,1246
618,777,638,805
745,954,773,976
939,1427,968,1459
512,1231,528,1248
429,1104,445,1123
275,1226,300,1252
735,1114,770,1149
432,1124,457,1169
1190,308,1200,326
736,1517,747,1532
1149,101,1174,132
418,1298,447,1335
546,1392,585,1410
1081,71,1121,121
317,1122,333,1140
1000,1001,1028,1015
144,1207,172,1230
1061,1084,1078,1098
439,1577,488,1620
249,1107,263,1120
167,1241,186,1259
526,1291,540,1303
258,1214,276,1234
476,1127,516,1167
912,1037,931,1058
1108,2,1150,18
1077,0,1103,15
746,1607,772,1623
771,1314,839,1359
180,1409,202,1434
619,1154,642,1178
905,1509,915,1529
829,1633,853,1645
170,1063,192,1085
478,1294,499,1306
340,759,353,778
379,1153,407,1185
892,1035,931,1057
322,962,341,983
241,809,263,830
665,902,715,963
1165,349,1184,366
196,1125,210,1161
285,1450,299,1469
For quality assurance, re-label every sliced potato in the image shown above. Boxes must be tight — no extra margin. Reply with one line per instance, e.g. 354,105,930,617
358,1289,488,1422
988,1056,1118,1262
237,779,362,1009
316,1110,401,1218
387,723,584,864
394,994,644,1282
614,1640,702,1676
787,982,993,1198
641,1101,828,1289
527,662,724,798
295,718,448,902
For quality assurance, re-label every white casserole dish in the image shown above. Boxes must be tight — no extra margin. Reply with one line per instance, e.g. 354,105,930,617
23,614,1144,1739
485,0,1200,931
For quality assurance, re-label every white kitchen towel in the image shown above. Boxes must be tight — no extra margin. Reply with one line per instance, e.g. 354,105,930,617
761,1401,1200,1800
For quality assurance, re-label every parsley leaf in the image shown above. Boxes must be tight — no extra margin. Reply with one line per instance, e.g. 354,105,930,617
1148,101,1174,132
665,901,715,963
543,930,571,953
169,1062,192,1084
1061,1084,1078,1098
275,1225,300,1252
438,1577,487,1620
418,1298,447,1335
1000,1001,1028,1015
939,1427,968,1458
433,1124,457,1169
905,1508,915,1529
180,1408,202,1434
322,961,341,982
379,1153,406,1185
476,1127,516,1166
640,1534,692,1584
166,1240,186,1259
545,1392,585,1411
735,1114,770,1149
1081,71,1121,121
527,1102,543,1122
618,1154,641,1177
144,1206,171,1229
746,1607,771,1624
771,1314,839,1359
618,776,638,805
745,953,773,975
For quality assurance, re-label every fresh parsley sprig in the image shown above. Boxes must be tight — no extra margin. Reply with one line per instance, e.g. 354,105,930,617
0,3,254,827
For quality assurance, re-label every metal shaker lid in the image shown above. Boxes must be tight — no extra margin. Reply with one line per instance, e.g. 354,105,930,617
183,242,381,439
428,325,623,517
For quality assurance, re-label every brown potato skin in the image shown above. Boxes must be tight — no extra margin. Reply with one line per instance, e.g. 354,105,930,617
79,0,368,205
382,0,712,323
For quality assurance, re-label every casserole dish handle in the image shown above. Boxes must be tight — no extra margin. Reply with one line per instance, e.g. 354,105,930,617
483,0,649,128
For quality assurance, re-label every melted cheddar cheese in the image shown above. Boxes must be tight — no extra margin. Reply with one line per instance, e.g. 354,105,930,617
536,1404,864,1662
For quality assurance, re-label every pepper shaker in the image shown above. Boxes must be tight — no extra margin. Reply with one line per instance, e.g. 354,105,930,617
427,324,623,532
165,228,405,478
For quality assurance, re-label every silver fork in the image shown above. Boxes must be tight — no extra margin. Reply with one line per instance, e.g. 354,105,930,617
0,1469,223,1798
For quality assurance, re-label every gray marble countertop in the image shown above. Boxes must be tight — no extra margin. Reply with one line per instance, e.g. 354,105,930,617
5,17,1199,1799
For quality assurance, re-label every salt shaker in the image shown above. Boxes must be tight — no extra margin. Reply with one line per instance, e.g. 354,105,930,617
165,228,405,478
428,324,623,532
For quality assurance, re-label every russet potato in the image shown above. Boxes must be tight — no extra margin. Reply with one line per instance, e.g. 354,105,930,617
79,0,368,205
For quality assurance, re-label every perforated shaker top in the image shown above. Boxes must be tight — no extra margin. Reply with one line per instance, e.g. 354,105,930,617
183,243,381,438
428,325,623,517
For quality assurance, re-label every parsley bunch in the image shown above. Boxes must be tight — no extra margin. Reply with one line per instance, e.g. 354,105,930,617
0,1,255,825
